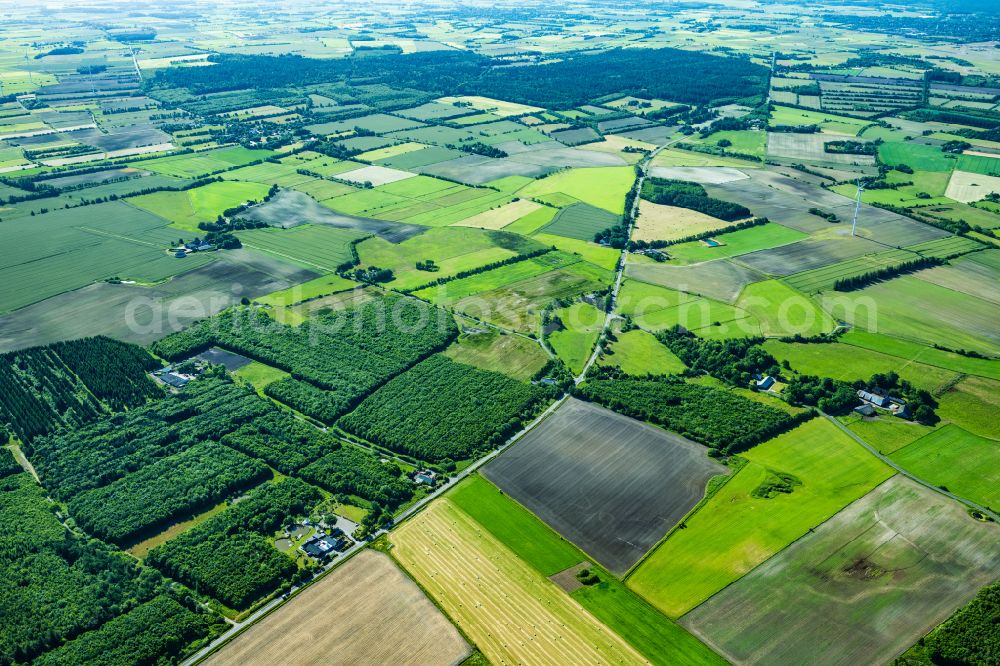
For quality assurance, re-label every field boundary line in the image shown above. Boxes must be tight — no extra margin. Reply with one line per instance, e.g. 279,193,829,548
239,242,338,273
75,225,164,248
671,473,902,625
622,457,745,581
823,413,999,521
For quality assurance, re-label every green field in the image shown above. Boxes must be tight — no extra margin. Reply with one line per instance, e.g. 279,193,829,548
128,180,272,232
538,203,621,241
413,251,580,304
448,476,726,666
502,205,558,235
682,476,1000,666
633,294,751,335
838,412,935,455
443,330,549,381
453,261,613,333
768,106,871,135
519,166,636,214
838,330,1000,381
233,361,290,391
0,201,215,313
548,301,605,373
956,154,1000,177
833,275,1000,356
761,340,961,394
695,130,766,159
627,417,893,618
356,227,531,291
890,424,999,509
936,375,1000,440
877,142,956,172
735,280,834,338
254,274,357,307
599,329,686,375
533,233,621,271
237,225,368,272
136,146,276,178
618,279,698,316
665,224,806,265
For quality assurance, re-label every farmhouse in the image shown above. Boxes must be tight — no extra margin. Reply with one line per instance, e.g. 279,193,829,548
301,533,349,561
159,372,190,388
755,375,775,390
857,390,890,408
854,403,876,417
414,469,438,485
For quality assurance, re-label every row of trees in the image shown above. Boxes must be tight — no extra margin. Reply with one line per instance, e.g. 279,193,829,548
657,327,777,386
300,446,414,509
402,247,553,293
32,595,221,666
0,472,192,665
263,378,346,425
0,346,105,444
150,48,768,110
28,377,270,500
220,409,341,473
833,257,943,291
0,337,161,444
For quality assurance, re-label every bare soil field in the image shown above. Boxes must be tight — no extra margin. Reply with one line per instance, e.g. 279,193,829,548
391,499,645,666
634,201,733,242
483,398,727,574
682,476,1000,666
205,550,470,666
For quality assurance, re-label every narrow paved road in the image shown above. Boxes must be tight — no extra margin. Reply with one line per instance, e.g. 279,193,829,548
576,140,675,383
182,394,568,666
824,413,999,522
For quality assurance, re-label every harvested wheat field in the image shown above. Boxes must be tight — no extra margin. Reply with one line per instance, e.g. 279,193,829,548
205,550,469,666
453,198,543,229
391,499,646,666
633,201,733,242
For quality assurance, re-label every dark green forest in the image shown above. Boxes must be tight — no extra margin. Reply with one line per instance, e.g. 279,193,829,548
149,48,768,110
146,479,321,609
339,355,548,461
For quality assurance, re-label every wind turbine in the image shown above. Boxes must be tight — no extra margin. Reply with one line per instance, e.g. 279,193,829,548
851,178,866,237
23,47,33,85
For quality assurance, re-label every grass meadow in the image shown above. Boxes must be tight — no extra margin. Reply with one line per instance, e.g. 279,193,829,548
891,424,1000,508
627,418,893,618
